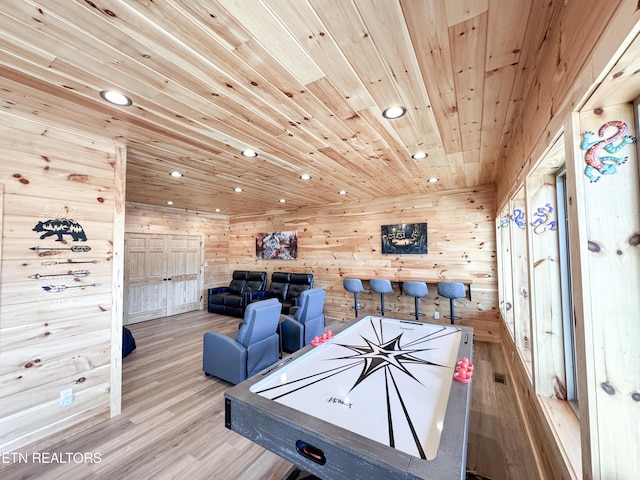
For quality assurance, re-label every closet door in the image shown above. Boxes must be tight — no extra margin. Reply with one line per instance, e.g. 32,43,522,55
124,233,166,324
166,235,201,316
124,233,202,324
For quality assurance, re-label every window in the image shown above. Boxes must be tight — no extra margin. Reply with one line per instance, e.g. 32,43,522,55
497,133,570,399
510,186,532,369
556,170,578,411
496,205,514,338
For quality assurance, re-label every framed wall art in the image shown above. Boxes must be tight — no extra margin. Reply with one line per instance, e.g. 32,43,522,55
256,231,298,260
381,223,428,255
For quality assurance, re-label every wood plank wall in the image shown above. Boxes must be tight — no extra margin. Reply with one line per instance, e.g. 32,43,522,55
493,1,640,479
500,320,580,480
573,103,640,479
229,185,499,342
495,0,630,207
0,111,124,452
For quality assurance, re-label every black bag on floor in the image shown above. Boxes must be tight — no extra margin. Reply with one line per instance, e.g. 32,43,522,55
123,327,136,358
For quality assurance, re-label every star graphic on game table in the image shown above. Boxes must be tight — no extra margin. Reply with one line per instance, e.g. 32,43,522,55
336,333,446,389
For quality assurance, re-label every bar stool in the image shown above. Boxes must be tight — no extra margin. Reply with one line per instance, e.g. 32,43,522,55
343,278,365,318
370,278,393,316
403,281,428,321
437,282,466,324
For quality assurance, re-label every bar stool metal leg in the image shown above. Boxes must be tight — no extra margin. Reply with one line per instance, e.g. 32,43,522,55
343,278,365,318
403,281,428,321
370,279,393,316
448,297,460,323
437,282,466,324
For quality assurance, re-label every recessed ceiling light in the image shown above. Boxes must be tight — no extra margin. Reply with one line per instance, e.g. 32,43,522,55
339,190,347,195
215,208,221,212
234,187,243,192
428,177,439,183
166,201,174,205
300,174,311,180
412,152,428,160
99,90,132,106
241,149,258,158
382,106,406,119
279,198,286,203
170,171,183,178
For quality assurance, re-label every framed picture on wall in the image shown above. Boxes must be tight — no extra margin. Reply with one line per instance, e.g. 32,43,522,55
381,223,428,254
256,231,298,259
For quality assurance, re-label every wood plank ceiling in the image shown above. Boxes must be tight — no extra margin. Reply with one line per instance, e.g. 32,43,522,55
0,0,560,216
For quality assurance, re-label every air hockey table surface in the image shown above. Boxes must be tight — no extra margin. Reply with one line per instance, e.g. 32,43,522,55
224,315,474,480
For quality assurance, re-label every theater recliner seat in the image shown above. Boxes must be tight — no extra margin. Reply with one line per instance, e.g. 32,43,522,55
253,272,314,314
282,273,314,314
208,270,267,317
203,298,282,384
280,288,326,353
264,272,290,302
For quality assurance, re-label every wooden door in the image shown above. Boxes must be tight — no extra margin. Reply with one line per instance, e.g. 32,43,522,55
124,233,202,324
124,233,166,324
166,235,201,316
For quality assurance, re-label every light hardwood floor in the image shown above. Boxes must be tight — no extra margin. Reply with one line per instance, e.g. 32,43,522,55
0,310,539,480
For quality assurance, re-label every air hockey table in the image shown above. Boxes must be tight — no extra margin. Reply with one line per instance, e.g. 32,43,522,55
224,315,474,480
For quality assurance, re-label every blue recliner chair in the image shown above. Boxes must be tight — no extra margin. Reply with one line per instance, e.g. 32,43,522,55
280,288,326,353
202,298,282,384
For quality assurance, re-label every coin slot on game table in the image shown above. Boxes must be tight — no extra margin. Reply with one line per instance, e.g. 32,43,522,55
296,440,326,465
